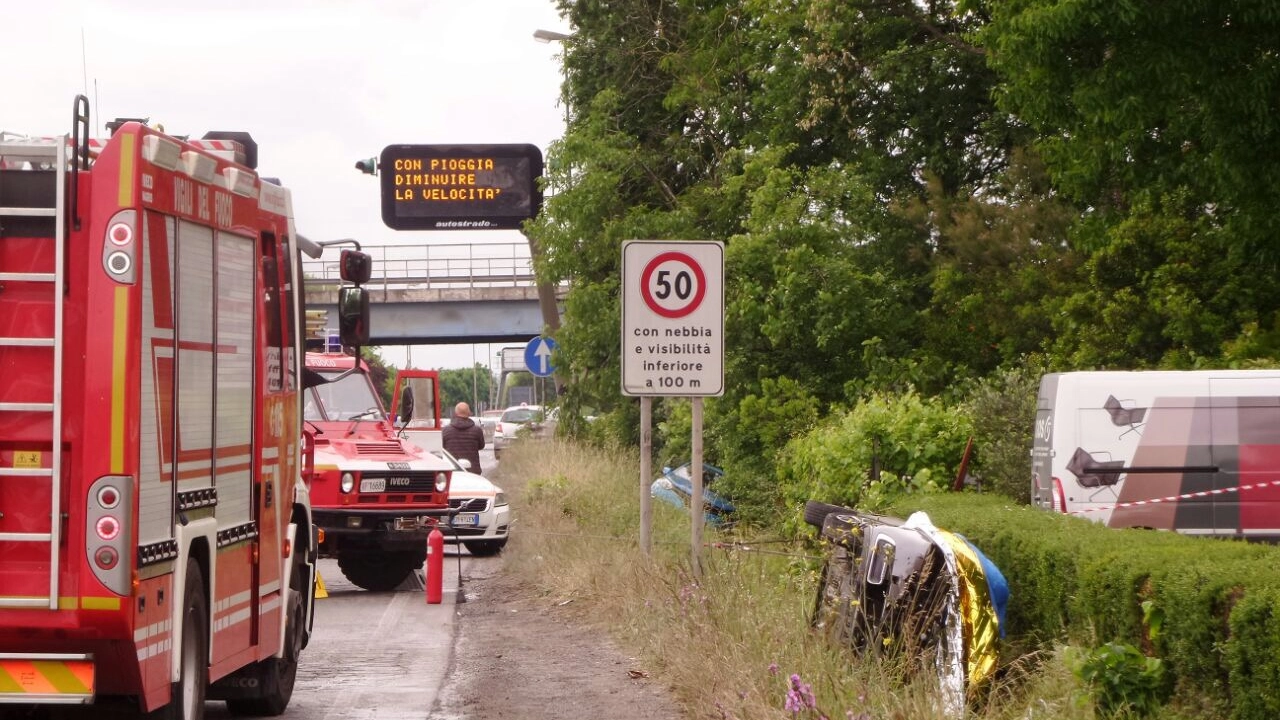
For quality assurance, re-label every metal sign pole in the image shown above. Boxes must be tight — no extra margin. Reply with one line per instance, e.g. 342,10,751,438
620,240,723,572
691,397,704,577
639,396,653,555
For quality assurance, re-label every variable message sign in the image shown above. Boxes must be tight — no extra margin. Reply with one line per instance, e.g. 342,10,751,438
378,144,543,231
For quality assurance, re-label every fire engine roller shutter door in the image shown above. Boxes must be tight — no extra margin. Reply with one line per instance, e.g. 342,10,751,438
214,230,255,526
139,212,177,545
176,220,215,495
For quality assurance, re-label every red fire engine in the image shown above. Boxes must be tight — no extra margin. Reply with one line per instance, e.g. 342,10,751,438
0,97,367,718
302,352,454,591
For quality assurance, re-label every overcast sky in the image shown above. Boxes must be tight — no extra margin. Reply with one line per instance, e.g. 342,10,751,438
4,0,570,375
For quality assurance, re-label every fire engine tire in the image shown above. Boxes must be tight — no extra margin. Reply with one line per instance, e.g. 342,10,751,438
152,559,209,720
225,559,305,716
463,539,507,557
338,551,419,592
803,500,856,528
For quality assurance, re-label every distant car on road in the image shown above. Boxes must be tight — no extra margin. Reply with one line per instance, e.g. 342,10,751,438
493,404,548,459
433,448,511,556
479,409,503,442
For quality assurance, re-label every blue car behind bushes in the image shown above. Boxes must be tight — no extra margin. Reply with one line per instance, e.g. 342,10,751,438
650,462,735,526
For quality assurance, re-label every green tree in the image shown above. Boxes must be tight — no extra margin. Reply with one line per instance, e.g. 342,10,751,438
360,347,394,410
980,0,1280,368
438,364,495,417
534,0,1280,519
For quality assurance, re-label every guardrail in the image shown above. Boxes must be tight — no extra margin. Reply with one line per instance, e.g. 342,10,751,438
302,241,538,290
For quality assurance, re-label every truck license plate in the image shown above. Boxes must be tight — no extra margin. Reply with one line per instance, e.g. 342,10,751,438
453,513,480,527
360,478,386,493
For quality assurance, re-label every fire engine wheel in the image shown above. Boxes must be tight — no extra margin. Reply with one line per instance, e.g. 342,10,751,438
338,551,419,592
225,559,305,716
152,560,209,720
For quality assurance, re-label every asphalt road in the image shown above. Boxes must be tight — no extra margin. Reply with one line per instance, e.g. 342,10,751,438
204,554,470,720
35,445,499,720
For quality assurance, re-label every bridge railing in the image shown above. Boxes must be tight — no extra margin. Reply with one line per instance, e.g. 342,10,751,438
302,241,537,291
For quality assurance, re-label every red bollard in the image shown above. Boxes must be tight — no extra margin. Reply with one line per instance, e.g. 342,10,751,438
426,526,444,604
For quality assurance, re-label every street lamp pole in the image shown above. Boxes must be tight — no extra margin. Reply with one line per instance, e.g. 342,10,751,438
533,29,572,127
527,28,574,384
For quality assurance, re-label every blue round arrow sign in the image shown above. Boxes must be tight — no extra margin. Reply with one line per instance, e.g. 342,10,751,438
524,336,557,377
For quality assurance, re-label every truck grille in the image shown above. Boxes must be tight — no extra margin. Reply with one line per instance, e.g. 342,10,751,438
360,471,437,492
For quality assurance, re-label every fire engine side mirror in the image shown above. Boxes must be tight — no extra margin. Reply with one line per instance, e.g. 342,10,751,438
339,250,372,286
399,385,414,423
337,286,369,347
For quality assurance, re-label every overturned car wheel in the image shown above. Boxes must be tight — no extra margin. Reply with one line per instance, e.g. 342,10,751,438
803,500,854,528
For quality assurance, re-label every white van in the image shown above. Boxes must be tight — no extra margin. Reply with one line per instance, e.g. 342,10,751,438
1032,370,1280,539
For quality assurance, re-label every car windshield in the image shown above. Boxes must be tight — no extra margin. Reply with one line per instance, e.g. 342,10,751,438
304,371,385,422
501,408,541,423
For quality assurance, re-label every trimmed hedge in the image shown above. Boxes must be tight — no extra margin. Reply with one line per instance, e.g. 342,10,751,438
884,493,1280,719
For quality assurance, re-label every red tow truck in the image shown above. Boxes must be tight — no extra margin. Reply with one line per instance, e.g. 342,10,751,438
302,353,454,591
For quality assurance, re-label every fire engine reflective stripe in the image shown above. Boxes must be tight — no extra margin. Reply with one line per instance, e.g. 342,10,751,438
0,596,121,611
214,590,253,613
135,636,173,661
133,618,174,661
259,595,282,614
117,132,135,207
111,285,129,474
81,596,122,611
0,659,94,696
134,619,174,642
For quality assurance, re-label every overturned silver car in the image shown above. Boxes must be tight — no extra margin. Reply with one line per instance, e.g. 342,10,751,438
804,501,1009,716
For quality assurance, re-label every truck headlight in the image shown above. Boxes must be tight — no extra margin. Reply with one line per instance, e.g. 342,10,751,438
435,472,448,492
340,472,355,493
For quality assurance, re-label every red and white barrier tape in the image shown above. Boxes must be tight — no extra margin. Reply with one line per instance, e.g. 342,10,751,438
1070,479,1280,515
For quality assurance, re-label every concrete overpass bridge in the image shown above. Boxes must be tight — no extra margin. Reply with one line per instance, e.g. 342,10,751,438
302,241,563,345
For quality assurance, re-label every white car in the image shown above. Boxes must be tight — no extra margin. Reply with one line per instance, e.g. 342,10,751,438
493,404,548,458
433,449,511,556
479,409,503,442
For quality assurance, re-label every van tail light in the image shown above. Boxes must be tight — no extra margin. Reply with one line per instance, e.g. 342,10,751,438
1052,477,1067,513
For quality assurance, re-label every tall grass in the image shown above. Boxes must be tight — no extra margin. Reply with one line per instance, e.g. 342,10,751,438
494,439,1097,720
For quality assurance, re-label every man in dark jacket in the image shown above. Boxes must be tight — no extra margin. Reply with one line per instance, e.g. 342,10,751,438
442,402,486,474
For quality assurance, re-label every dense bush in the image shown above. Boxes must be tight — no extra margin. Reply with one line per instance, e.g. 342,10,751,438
959,362,1045,503
776,389,974,536
710,377,821,527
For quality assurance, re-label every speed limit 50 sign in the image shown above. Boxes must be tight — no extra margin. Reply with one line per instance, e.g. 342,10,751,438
621,240,724,397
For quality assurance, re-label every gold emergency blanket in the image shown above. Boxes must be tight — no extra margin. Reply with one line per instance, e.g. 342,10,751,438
936,531,1001,689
